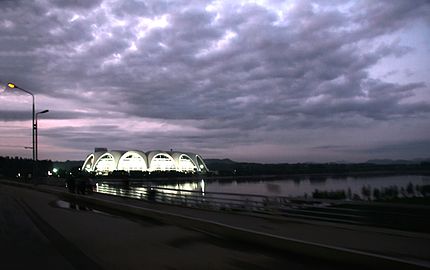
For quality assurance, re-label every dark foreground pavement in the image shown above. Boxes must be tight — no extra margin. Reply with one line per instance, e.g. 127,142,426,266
0,183,351,270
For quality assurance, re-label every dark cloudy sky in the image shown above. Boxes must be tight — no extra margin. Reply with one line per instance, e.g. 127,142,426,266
0,0,429,163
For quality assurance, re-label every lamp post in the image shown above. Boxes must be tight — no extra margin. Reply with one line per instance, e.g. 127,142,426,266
7,82,36,178
35,109,49,178
36,110,49,162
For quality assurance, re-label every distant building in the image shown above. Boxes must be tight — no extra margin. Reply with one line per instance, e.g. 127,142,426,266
82,148,209,175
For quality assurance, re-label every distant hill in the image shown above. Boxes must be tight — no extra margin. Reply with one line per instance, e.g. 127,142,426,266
204,158,430,176
366,158,430,165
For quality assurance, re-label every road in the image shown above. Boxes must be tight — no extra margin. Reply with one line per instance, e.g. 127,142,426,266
0,183,345,270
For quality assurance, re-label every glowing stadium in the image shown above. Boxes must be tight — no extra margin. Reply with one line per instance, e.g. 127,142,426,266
82,148,209,175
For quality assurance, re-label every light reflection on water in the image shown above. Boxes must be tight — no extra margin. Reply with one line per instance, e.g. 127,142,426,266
96,175,430,200
153,175,430,197
96,181,203,198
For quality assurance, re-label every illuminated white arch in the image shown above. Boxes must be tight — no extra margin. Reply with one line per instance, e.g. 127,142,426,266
94,153,116,175
178,154,197,172
148,151,177,171
195,155,209,172
82,154,95,171
117,151,147,172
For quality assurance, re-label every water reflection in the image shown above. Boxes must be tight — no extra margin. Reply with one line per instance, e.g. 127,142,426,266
266,183,281,194
96,175,430,201
201,179,205,196
308,175,327,183
199,175,430,200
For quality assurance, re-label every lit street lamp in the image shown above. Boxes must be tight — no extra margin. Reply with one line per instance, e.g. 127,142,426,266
7,82,36,178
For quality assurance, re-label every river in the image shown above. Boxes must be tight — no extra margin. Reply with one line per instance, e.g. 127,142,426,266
152,174,430,198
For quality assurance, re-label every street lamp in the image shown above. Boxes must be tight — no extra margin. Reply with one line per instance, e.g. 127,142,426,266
35,109,49,178
36,109,49,162
7,82,36,178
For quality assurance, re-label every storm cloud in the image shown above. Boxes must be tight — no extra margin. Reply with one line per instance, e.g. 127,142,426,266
0,0,429,162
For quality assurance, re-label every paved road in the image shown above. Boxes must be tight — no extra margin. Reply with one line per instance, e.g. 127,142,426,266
0,183,346,270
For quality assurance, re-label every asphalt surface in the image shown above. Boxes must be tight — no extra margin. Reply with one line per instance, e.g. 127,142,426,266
0,183,348,270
